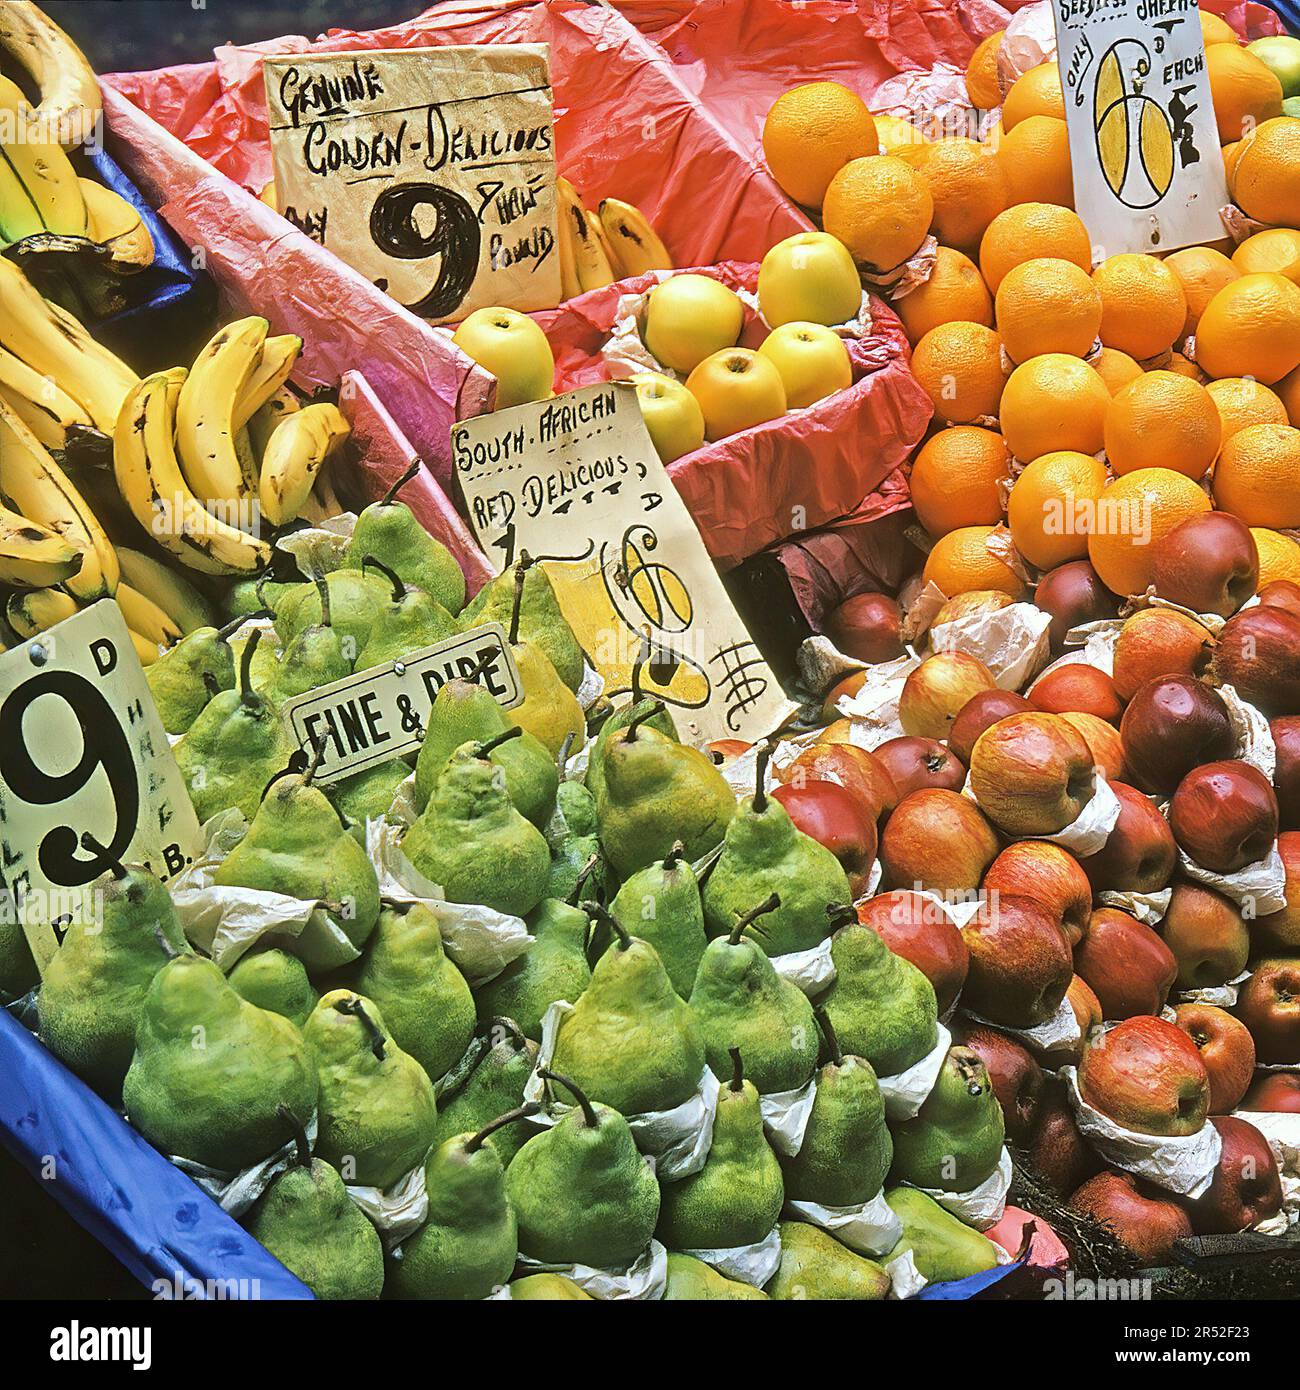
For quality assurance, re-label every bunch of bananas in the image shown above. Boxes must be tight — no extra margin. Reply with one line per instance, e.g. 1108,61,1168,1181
556,179,673,298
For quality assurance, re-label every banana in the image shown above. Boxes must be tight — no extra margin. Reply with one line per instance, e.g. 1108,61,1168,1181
114,369,272,576
114,581,181,649
0,257,137,432
7,584,76,639
258,402,351,527
0,393,116,598
598,198,673,277
234,333,302,432
0,2,102,149
248,385,300,458
0,73,86,245
555,177,584,300
0,340,102,453
127,628,160,666
0,501,82,587
175,318,267,513
114,546,216,634
80,177,153,271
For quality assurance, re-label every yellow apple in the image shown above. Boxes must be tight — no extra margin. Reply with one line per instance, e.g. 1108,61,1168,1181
757,321,853,409
451,307,554,409
643,273,745,373
757,231,863,327
632,372,706,464
685,349,787,441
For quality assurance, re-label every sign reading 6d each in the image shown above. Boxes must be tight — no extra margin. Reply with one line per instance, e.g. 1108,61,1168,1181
264,45,561,324
1053,0,1228,254
0,602,202,973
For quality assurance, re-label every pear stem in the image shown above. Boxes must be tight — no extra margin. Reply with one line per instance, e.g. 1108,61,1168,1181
814,1006,843,1067
276,1104,312,1168
381,459,421,505
80,832,126,880
567,853,601,906
202,671,220,699
557,731,575,771
483,1015,529,1053
465,648,496,684
217,609,272,642
631,632,650,702
475,726,523,758
752,740,774,814
465,1102,540,1152
313,570,332,630
362,555,405,603
825,902,858,932
728,1046,744,1093
662,840,685,871
625,700,665,743
583,900,629,950
238,629,261,707
300,735,327,787
728,892,780,946
539,1068,598,1127
509,552,535,647
336,995,386,1061
693,842,724,889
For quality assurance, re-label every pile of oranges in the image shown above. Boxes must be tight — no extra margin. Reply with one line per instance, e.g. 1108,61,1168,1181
759,11,1300,607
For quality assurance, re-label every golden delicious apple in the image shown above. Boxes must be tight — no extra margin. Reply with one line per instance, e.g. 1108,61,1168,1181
632,372,706,464
643,273,745,373
757,321,853,408
685,348,787,441
452,307,555,409
758,231,863,327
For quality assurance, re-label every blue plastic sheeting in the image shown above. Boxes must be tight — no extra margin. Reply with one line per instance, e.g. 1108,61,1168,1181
1271,0,1300,35
915,1256,1025,1300
0,1008,311,1300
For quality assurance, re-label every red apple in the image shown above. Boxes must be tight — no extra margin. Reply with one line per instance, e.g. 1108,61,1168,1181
969,712,1095,836
1050,974,1104,1068
1079,1015,1210,1136
1026,1075,1104,1195
1029,663,1125,725
950,1020,1045,1141
1214,605,1300,716
1074,908,1178,1020
1069,1170,1193,1264
775,742,897,822
771,780,878,898
1111,608,1216,702
1272,716,1300,831
1078,781,1177,894
898,651,997,740
1060,710,1128,783
1240,1071,1300,1113
960,892,1075,1027
947,689,1033,766
825,592,904,664
1035,560,1119,654
1158,882,1250,991
982,840,1092,946
1186,1116,1283,1234
821,670,867,722
1169,760,1279,874
1118,675,1235,796
1172,1003,1256,1115
871,735,965,798
1257,578,1300,619
856,889,969,1014
1152,511,1259,618
708,739,751,766
879,789,1000,895
1253,831,1300,950
1236,958,1300,1064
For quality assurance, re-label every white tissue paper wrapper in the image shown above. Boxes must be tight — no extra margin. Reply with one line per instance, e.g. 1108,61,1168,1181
1177,842,1287,917
834,653,923,746
719,738,804,799
929,602,1051,690
1064,1067,1223,1198
907,1146,1014,1231
1000,0,1056,87
771,937,837,997
1229,1109,1300,1233
348,1162,429,1243
514,1238,668,1300
172,1112,319,1220
1057,618,1121,671
785,1189,903,1258
962,992,1082,1058
1035,770,1122,857
886,1248,928,1299
274,514,357,574
575,661,605,713
1176,970,1252,1010
1220,684,1276,780
760,1078,818,1158
880,1023,953,1123
1099,886,1173,926
680,1225,783,1288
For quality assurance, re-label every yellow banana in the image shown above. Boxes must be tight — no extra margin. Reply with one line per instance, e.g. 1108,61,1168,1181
127,629,160,666
114,582,181,649
0,501,82,587
0,341,101,453
114,369,272,576
175,317,268,511
80,178,153,271
258,402,351,527
248,385,300,458
234,333,302,432
598,198,673,277
114,546,216,635
0,73,86,244
0,394,115,598
0,2,102,149
7,585,76,638
555,177,584,300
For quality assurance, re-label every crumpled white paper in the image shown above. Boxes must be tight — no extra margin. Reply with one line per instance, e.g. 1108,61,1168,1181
885,1247,927,1299
965,765,1120,857
1177,841,1288,917
1176,969,1252,1010
1099,886,1173,926
169,1111,320,1221
770,936,836,997
962,991,1082,1058
1229,1108,1300,1233
273,513,356,574
1220,684,1276,781
929,602,1052,690
834,652,924,746
513,1237,668,1300
679,1224,783,1288
879,1022,952,1122
785,1187,902,1258
904,1145,1014,1231
759,1078,818,1158
347,1160,428,1244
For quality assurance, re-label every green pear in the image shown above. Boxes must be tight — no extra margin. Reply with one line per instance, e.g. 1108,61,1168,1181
145,613,251,735
344,462,467,616
303,990,439,1190
610,842,707,997
889,1046,1005,1193
348,903,475,1083
274,568,392,653
822,909,938,1077
781,1010,891,1208
545,779,609,903
247,1110,384,1300
475,895,593,1041
333,760,408,833
550,915,705,1115
688,894,818,1095
701,745,850,957
597,707,735,878
883,1186,1000,1284
764,1222,891,1300
386,1105,536,1300
175,631,298,824
506,1070,660,1269
123,954,319,1170
431,1020,537,1168
0,911,37,1001
584,646,679,803
664,1252,769,1300
462,555,584,692
39,857,189,1096
401,734,551,918
264,572,352,705
352,557,459,673
228,948,318,1029
223,575,300,622
509,1273,593,1300
656,1048,783,1249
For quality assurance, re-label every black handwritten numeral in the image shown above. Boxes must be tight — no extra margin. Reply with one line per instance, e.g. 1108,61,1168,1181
0,671,139,887
370,182,480,319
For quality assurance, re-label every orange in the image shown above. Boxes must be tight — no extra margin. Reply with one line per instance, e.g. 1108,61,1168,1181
1007,450,1108,570
1253,527,1300,587
979,203,1092,292
909,425,1010,536
1205,376,1289,442
823,155,934,272
1103,370,1222,479
911,321,1009,423
1164,245,1240,336
997,115,1073,207
1223,139,1245,188
1092,347,1144,395
1213,422,1300,527
923,524,1025,598
1093,254,1188,360
1231,226,1300,286
1274,361,1300,422
1231,118,1300,226
895,247,992,342
995,257,1102,363
913,138,1009,250
762,82,879,208
1167,351,1206,381
1201,11,1239,44
1087,468,1212,597
873,112,929,157
1207,43,1283,145
1195,271,1300,383
965,31,1005,109
999,353,1110,460
1001,64,1065,131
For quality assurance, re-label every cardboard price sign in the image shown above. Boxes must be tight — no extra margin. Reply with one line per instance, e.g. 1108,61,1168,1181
452,382,797,746
281,622,522,783
0,602,202,973
264,45,561,324
1053,0,1228,254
